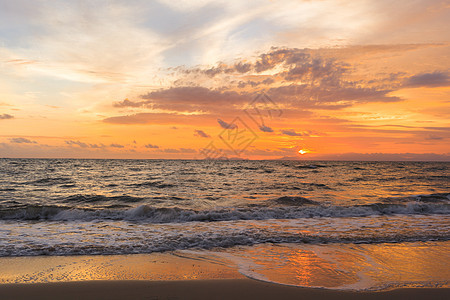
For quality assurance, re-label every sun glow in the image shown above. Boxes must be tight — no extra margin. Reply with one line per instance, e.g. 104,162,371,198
298,149,310,155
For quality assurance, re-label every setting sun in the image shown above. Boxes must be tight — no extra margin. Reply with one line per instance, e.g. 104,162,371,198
298,149,310,155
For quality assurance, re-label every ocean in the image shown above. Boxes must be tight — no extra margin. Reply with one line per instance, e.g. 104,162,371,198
0,158,449,290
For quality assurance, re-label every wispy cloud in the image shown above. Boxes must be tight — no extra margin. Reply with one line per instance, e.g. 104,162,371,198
0,114,14,120
194,129,211,138
110,143,124,148
65,140,105,148
281,129,305,137
259,125,273,132
144,143,159,149
10,137,36,144
162,148,196,153
404,71,450,88
217,118,237,129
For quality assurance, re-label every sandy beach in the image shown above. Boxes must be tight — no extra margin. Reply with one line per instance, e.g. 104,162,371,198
1,279,449,300
1,249,449,299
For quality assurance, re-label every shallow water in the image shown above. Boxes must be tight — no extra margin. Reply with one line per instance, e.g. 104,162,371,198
193,241,450,291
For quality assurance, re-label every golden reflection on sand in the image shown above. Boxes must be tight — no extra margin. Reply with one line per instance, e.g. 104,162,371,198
0,253,243,284
215,241,450,290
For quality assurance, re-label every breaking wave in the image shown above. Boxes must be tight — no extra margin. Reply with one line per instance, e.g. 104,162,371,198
0,195,448,222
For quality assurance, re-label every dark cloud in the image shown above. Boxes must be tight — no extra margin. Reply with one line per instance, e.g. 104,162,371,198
114,87,250,113
217,118,237,129
65,140,88,148
403,71,450,88
65,140,104,148
179,61,251,77
88,144,103,148
194,129,211,138
107,47,421,125
177,45,438,79
255,48,301,72
0,114,14,120
144,143,159,149
10,137,36,144
425,135,444,140
237,78,274,88
234,62,252,73
140,87,249,112
259,125,274,132
110,143,124,148
113,98,145,108
281,129,304,136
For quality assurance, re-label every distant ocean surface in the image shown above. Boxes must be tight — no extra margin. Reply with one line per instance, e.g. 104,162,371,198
1,159,449,290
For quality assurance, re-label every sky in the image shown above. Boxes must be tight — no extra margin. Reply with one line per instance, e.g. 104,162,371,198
0,0,449,160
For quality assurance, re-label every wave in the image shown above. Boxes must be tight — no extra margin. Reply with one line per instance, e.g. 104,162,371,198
0,215,448,257
383,193,450,203
61,194,145,204
128,181,176,188
2,233,448,258
272,196,319,205
25,177,74,186
0,200,448,222
295,164,327,169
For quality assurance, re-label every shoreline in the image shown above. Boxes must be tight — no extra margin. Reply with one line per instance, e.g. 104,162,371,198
0,279,449,300
1,242,449,296
1,242,449,299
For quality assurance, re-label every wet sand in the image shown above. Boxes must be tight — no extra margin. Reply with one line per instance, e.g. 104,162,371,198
0,279,449,300
0,249,448,299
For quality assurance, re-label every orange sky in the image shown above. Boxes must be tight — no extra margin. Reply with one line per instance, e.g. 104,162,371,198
1,0,449,160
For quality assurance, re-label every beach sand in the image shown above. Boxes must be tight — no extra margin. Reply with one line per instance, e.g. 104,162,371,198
1,279,449,300
0,251,448,299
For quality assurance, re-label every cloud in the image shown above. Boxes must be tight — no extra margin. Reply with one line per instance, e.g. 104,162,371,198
181,61,253,77
194,129,211,138
425,135,444,140
237,78,274,88
265,84,401,111
217,118,237,129
88,144,103,148
140,86,250,112
9,137,36,144
281,129,304,136
0,114,14,120
404,71,450,88
110,143,124,148
109,46,425,127
113,86,251,114
163,148,197,153
65,140,88,148
144,143,159,148
65,140,105,148
259,125,273,132
103,112,211,125
113,99,144,108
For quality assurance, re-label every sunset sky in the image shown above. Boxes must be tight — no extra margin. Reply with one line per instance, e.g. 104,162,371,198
1,0,449,160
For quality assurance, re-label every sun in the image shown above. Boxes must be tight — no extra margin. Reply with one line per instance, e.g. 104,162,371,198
298,149,310,155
